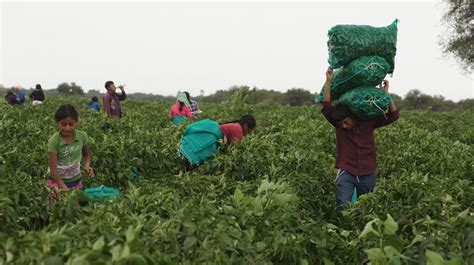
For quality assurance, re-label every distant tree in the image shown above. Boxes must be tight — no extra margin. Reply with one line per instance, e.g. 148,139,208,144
389,93,406,109
404,89,433,109
86,89,102,98
57,82,84,96
282,88,314,106
248,87,283,104
431,95,456,111
201,86,242,103
441,0,473,73
456,98,474,110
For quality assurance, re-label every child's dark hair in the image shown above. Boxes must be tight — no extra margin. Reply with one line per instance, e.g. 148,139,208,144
222,114,256,129
55,104,79,123
91,96,99,102
331,102,353,123
105,81,114,90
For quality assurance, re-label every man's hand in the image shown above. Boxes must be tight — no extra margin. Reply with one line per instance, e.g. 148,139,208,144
381,80,389,92
322,68,333,103
84,166,95,177
382,80,397,112
325,68,334,83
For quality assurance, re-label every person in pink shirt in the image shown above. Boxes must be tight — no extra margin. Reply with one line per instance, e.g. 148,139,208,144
220,114,256,146
179,114,256,171
170,92,192,125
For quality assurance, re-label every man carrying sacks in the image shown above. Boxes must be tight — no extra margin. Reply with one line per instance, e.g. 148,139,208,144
321,68,399,211
319,20,401,210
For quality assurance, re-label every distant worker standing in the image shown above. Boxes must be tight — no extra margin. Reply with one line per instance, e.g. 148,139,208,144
5,89,17,105
185,92,202,115
103,81,126,118
30,84,45,106
88,96,101,111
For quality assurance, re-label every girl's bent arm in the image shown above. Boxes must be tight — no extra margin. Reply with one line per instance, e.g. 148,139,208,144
82,145,90,168
82,145,94,177
323,68,333,103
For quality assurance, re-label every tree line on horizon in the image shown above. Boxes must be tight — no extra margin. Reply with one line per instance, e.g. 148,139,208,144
1,82,472,111
2,0,472,111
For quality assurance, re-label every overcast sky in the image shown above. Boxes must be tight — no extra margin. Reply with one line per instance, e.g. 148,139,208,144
1,0,473,101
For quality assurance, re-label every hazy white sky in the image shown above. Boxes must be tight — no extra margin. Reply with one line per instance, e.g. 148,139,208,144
1,0,473,101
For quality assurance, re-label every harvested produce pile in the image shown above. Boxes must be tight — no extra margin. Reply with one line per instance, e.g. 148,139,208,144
318,20,399,120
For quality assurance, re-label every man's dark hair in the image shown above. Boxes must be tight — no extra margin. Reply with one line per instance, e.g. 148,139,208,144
105,81,114,90
331,102,353,123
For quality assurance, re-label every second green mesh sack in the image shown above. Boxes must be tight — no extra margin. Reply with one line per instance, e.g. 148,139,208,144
339,87,392,120
328,19,398,73
316,55,390,103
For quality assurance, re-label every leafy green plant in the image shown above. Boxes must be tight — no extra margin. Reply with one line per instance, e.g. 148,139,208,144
0,98,472,264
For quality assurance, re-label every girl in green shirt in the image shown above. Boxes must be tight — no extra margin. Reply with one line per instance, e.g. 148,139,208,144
47,104,94,193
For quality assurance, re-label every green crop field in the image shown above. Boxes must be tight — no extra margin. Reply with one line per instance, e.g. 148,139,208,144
0,96,472,264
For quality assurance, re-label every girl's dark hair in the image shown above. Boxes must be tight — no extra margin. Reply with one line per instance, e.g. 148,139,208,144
35,84,42,90
55,104,79,123
221,114,256,129
331,102,353,123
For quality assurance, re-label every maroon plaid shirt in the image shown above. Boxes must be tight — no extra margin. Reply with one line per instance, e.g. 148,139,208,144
321,101,399,175
103,90,126,118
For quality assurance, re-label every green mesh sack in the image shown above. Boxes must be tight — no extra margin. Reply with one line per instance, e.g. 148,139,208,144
84,185,120,203
315,56,390,103
328,19,398,73
339,87,392,120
